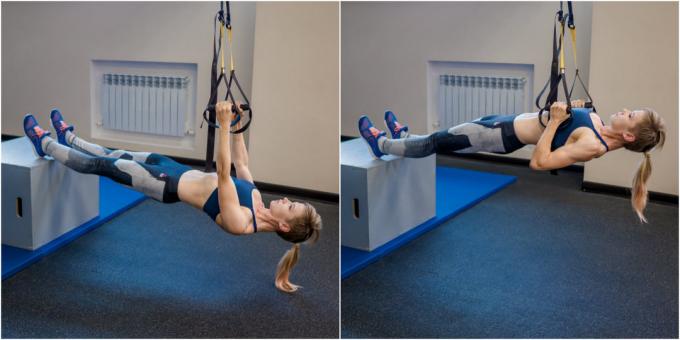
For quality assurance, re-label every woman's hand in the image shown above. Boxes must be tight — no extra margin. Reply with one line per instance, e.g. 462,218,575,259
571,99,585,108
550,102,570,123
216,101,233,126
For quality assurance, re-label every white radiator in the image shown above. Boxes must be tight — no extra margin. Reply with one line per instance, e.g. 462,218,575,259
101,74,190,137
438,75,527,128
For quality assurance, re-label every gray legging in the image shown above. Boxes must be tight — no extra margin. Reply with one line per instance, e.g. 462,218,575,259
379,114,525,158
42,132,191,203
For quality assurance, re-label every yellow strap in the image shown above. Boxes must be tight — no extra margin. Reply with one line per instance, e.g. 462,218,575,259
219,24,225,74
228,28,234,72
569,27,578,69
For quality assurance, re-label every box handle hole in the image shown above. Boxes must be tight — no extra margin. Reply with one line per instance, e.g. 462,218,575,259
16,197,23,218
352,198,360,219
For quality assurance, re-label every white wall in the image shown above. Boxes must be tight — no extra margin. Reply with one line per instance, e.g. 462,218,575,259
2,2,255,160
248,2,339,194
341,2,593,141
585,2,678,195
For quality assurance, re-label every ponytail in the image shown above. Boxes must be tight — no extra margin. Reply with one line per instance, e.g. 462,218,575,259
275,243,301,293
623,108,665,223
631,152,652,223
273,203,321,293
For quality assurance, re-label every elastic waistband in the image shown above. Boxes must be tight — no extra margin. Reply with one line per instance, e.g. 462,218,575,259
500,121,525,154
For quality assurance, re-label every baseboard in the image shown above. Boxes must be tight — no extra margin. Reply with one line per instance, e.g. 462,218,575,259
253,182,338,203
2,134,21,142
3,133,337,203
582,181,678,205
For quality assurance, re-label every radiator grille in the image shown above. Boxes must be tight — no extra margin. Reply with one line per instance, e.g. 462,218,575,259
101,74,190,137
438,75,527,128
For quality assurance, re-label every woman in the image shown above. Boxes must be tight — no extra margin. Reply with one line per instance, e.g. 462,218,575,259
23,101,321,293
358,100,666,222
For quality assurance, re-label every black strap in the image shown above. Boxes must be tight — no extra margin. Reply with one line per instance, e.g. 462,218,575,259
202,1,253,172
224,1,231,29
569,69,596,112
536,2,577,130
225,70,252,134
536,9,569,128
202,9,223,172
566,1,575,29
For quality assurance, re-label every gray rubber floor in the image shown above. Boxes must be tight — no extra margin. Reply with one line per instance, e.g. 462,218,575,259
342,155,678,338
2,192,338,338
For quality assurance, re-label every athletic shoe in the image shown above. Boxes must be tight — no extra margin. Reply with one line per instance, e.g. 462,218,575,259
23,114,51,157
384,110,408,139
358,115,386,159
50,109,74,146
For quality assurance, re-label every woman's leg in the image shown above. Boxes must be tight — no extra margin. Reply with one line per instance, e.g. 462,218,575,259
64,131,153,163
42,136,177,203
379,115,523,157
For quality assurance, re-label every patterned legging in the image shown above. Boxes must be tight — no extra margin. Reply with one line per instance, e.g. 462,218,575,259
42,132,191,203
379,114,525,158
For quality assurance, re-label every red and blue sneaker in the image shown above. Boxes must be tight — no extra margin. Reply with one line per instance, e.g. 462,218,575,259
384,110,408,139
358,115,386,159
23,114,52,157
50,109,74,146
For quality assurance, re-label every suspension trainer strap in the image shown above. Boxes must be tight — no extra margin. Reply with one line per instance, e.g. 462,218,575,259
536,9,564,127
202,1,253,171
558,8,572,111
565,4,597,112
203,2,227,172
223,0,252,135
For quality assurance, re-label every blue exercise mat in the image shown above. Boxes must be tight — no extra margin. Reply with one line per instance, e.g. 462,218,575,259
341,166,516,279
2,177,146,280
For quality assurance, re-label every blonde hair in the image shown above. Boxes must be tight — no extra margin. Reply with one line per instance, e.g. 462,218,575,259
623,108,666,223
274,202,322,293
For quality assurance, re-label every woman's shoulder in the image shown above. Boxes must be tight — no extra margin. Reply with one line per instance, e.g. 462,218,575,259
588,112,604,122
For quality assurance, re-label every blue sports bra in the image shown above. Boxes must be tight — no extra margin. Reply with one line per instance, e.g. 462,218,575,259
202,177,258,232
551,108,609,151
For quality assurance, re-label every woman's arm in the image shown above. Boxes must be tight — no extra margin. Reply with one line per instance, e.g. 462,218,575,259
530,102,602,170
215,101,249,234
230,103,254,183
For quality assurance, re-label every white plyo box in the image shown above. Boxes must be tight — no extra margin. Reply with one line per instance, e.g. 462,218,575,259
341,138,436,251
2,137,100,250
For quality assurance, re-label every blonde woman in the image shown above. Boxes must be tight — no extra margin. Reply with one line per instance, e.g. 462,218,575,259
359,100,665,222
23,101,321,293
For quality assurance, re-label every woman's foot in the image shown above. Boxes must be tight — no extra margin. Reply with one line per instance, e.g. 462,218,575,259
358,115,386,159
23,114,51,157
384,110,408,139
50,109,74,146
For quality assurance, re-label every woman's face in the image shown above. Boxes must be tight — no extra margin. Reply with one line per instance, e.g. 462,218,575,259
269,197,306,229
610,109,647,134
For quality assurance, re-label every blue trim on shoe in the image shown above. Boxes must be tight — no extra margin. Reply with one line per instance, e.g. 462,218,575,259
358,115,386,159
384,110,408,139
23,114,51,157
50,109,74,146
